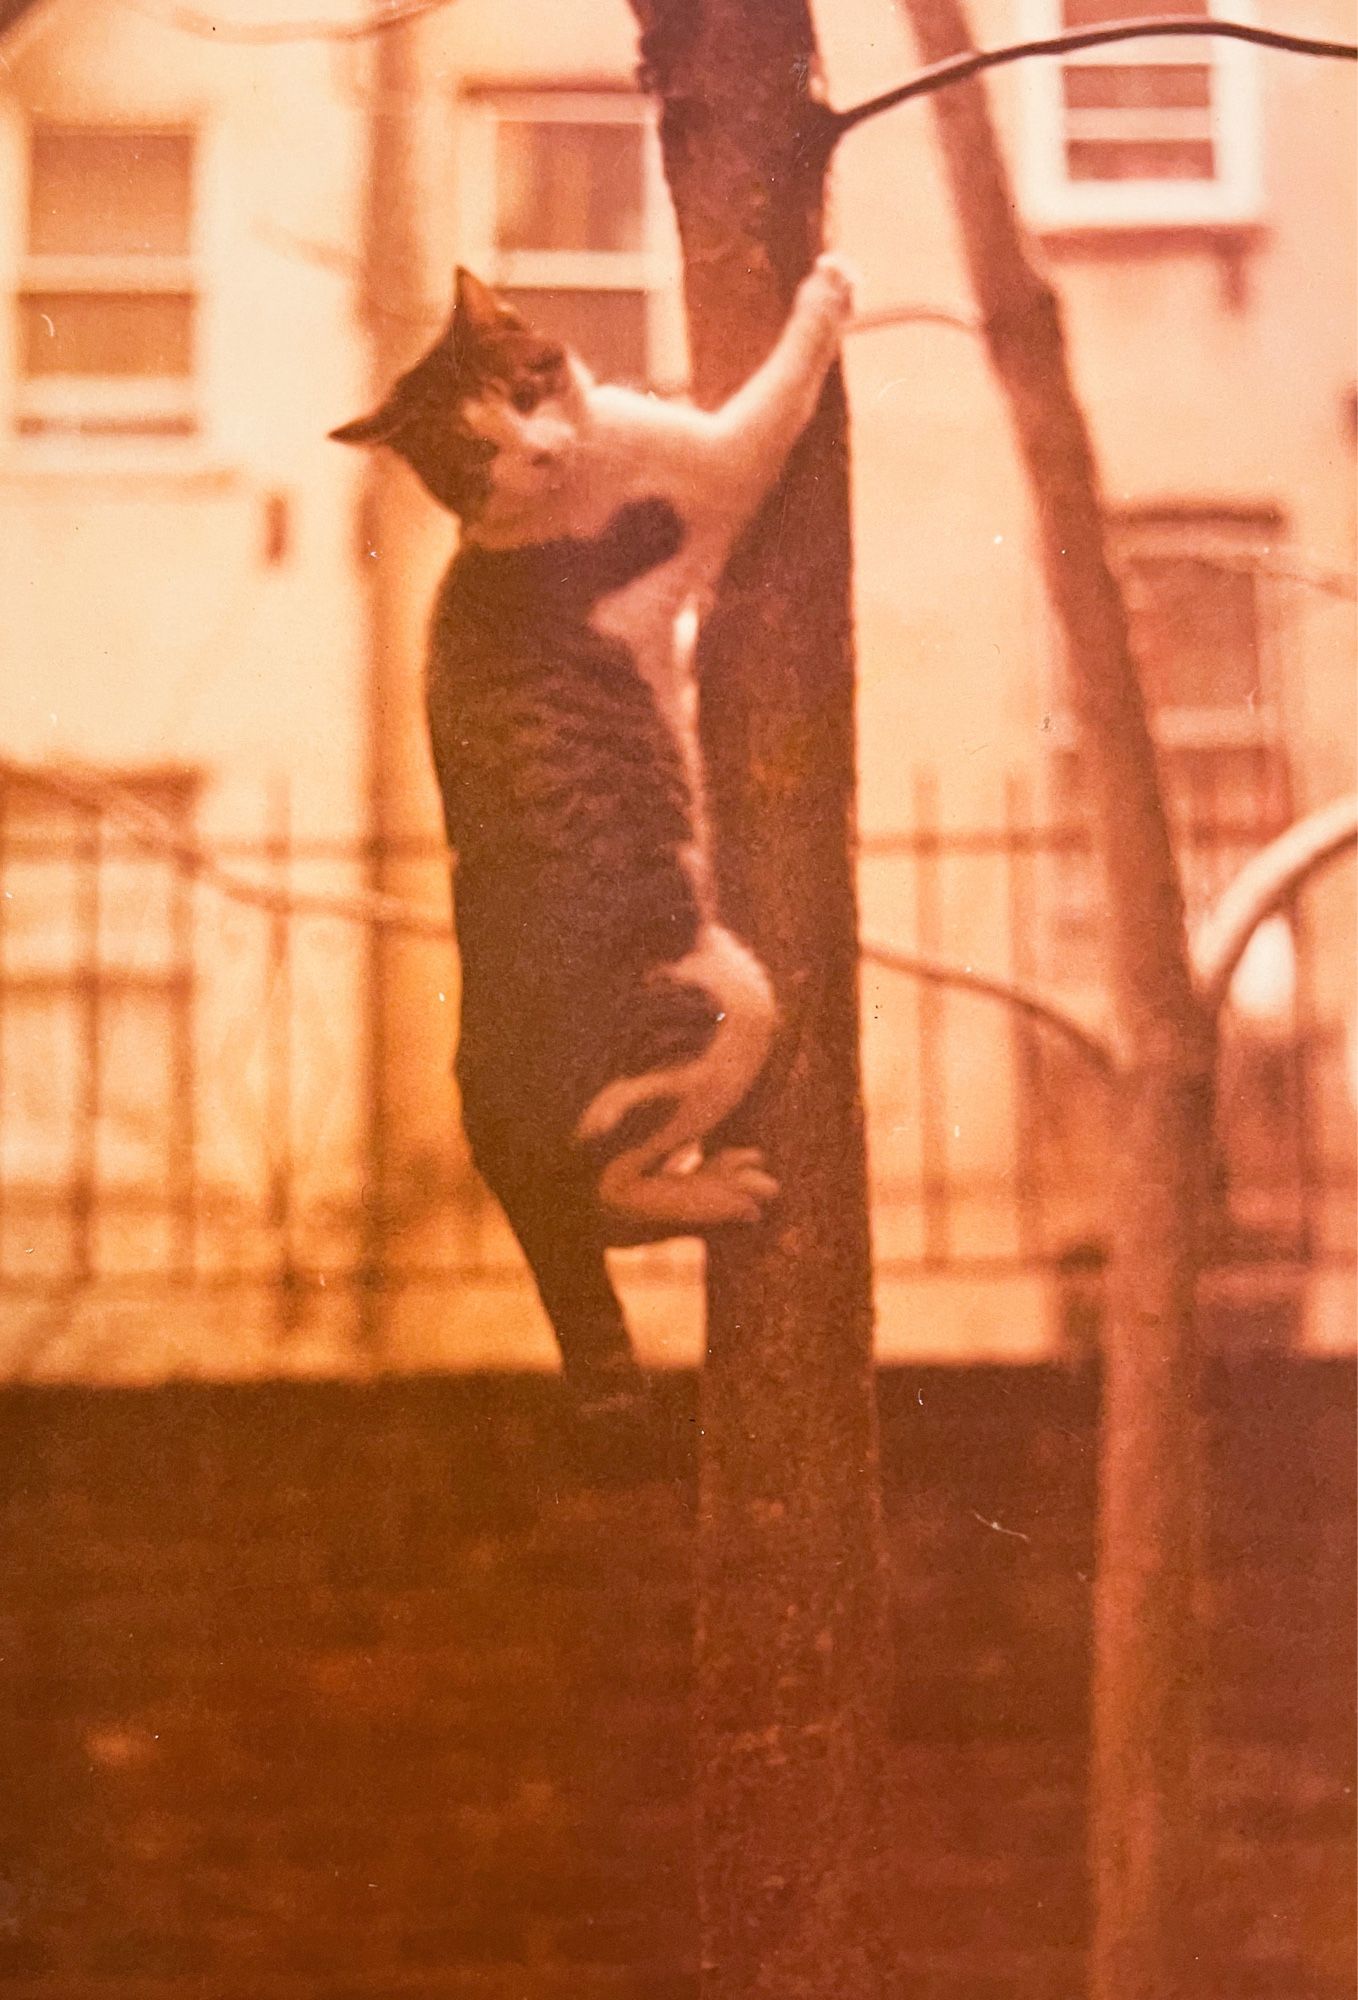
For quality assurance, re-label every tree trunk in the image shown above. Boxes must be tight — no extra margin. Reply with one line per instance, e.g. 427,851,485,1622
894,5,1217,1998
356,20,428,1355
628,5,892,1995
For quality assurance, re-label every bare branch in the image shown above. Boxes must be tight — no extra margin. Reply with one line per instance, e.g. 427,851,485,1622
847,302,981,337
14,746,1349,1053
121,0,457,46
0,758,454,938
1193,793,1358,1017
831,15,1357,143
1167,539,1356,601
251,217,440,328
862,935,1115,1074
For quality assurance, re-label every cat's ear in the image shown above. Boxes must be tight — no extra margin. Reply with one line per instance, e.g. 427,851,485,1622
328,395,406,447
454,266,522,338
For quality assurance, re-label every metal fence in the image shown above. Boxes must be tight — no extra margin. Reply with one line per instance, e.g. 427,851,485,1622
0,761,1352,1371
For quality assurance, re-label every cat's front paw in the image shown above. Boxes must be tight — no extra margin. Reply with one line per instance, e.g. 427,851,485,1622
798,252,856,331
704,1147,780,1223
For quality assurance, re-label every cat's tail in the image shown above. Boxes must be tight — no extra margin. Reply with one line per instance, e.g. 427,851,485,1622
574,925,778,1229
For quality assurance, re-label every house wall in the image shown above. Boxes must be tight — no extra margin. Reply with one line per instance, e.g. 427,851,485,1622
830,0,1357,1354
0,0,374,840
379,0,1357,1367
0,0,379,1357
0,0,1351,1378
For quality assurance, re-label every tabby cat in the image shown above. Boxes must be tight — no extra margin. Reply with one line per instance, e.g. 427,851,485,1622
331,259,853,1408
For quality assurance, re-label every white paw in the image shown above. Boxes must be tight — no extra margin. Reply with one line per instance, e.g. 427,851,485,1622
800,252,856,327
708,1147,780,1210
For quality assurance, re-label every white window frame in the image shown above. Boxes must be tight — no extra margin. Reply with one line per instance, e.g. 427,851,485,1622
1017,0,1263,231
14,120,201,437
456,88,686,390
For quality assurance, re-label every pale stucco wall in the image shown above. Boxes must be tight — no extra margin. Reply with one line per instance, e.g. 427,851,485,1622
0,0,1351,1377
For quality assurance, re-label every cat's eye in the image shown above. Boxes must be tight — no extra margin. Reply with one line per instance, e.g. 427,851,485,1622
509,382,542,415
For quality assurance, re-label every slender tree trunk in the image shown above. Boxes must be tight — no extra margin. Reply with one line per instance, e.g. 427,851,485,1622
356,21,427,1354
895,5,1217,1998
628,5,891,1995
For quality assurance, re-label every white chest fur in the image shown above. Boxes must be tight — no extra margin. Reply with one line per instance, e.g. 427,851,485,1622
591,562,699,745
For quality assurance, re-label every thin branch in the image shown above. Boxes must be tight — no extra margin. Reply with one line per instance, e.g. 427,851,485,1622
861,935,1115,1073
121,0,457,46
1161,539,1356,601
1192,792,1358,1016
831,16,1358,143
0,758,454,938
251,217,441,328
847,302,981,337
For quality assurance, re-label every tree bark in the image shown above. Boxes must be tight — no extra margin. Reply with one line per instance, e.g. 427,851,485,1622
894,5,1217,1998
627,5,891,1995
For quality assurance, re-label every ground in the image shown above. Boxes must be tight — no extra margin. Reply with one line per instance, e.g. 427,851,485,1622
1,1361,1353,1997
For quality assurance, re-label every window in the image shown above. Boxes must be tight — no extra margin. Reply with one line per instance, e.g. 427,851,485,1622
1039,511,1321,1277
16,125,198,436
0,769,198,1279
1049,509,1288,938
1117,509,1286,897
1019,0,1262,229
458,91,684,388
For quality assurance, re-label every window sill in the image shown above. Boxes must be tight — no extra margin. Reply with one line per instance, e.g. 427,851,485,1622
1032,218,1269,311
0,440,241,494
1033,220,1267,260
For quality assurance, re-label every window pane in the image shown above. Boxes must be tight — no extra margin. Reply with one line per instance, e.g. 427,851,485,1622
1162,743,1282,831
499,286,648,384
1064,63,1212,110
28,129,193,257
1160,744,1286,906
19,292,195,377
1066,138,1215,181
1125,555,1261,708
494,121,645,254
1063,0,1206,23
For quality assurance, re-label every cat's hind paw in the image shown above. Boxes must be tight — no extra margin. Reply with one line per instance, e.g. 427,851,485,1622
706,1147,779,1216
600,1144,779,1232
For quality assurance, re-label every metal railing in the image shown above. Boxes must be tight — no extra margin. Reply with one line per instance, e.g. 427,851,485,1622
0,759,1351,1369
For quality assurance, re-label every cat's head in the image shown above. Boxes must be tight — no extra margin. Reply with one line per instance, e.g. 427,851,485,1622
329,268,588,530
